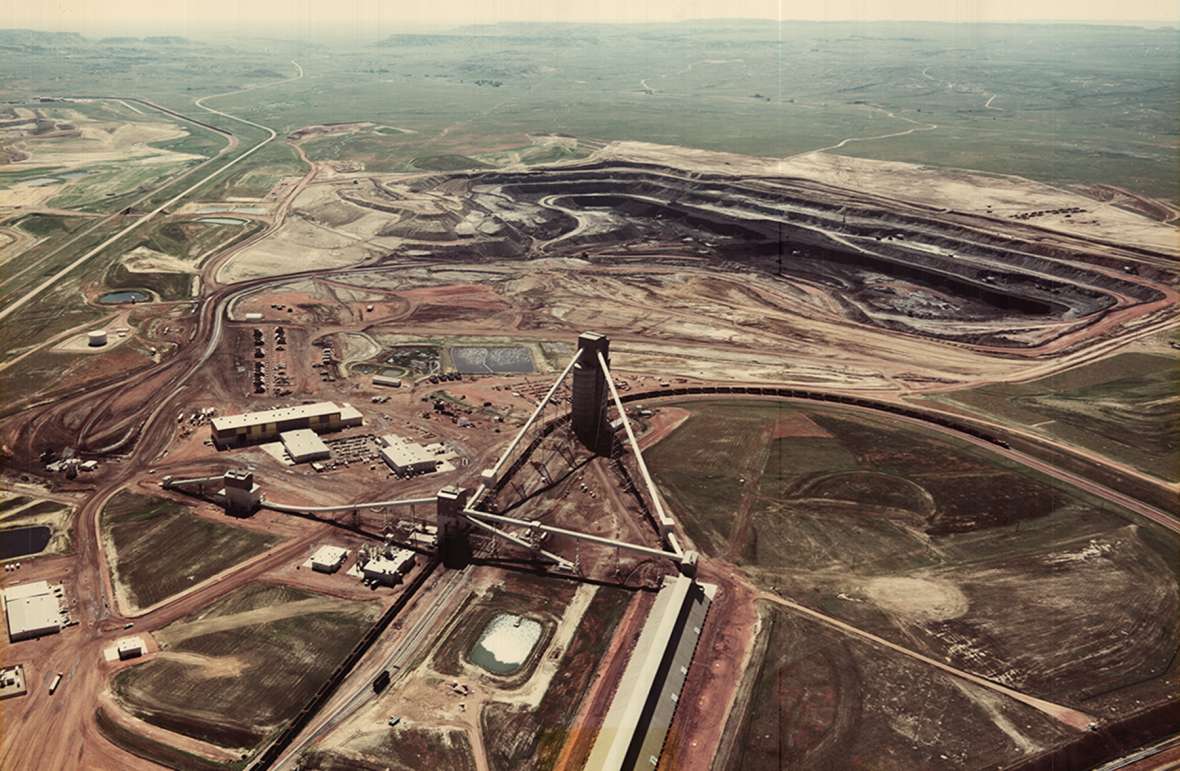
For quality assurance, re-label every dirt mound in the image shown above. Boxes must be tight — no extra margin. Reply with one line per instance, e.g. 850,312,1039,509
861,576,968,622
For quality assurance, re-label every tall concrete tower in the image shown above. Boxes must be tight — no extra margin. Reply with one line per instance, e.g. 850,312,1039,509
221,469,261,516
572,332,614,455
436,486,472,567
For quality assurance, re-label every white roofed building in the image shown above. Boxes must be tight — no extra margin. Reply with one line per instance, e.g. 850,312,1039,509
3,581,63,642
362,550,416,586
281,429,331,463
379,434,441,476
311,545,348,573
116,636,145,660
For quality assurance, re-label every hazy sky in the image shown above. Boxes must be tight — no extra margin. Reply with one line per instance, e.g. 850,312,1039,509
5,0,1178,34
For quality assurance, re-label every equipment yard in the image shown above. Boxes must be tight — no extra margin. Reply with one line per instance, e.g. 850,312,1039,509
0,19,1177,771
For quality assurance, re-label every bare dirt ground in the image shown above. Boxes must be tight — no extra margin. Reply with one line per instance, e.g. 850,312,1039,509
603,141,1180,256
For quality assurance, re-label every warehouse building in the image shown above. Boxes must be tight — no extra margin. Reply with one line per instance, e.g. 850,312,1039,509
3,581,64,643
586,574,714,771
311,545,348,573
372,375,401,388
362,550,416,586
211,401,362,448
281,429,331,463
379,434,442,476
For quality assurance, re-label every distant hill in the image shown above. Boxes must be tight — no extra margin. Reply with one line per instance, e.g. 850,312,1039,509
375,29,597,47
375,33,477,47
242,67,285,78
0,28,85,50
98,35,193,45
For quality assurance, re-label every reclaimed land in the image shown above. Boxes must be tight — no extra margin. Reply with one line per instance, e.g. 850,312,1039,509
110,583,381,750
101,491,281,610
647,399,1180,754
932,352,1180,482
720,605,1072,770
94,706,229,771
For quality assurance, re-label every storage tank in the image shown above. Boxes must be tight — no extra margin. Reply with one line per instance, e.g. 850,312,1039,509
87,330,108,347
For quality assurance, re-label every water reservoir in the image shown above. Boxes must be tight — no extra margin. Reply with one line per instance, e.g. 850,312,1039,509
0,526,51,560
468,613,543,675
98,290,151,304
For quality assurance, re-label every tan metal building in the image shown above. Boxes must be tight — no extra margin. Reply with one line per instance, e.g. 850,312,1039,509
211,402,362,448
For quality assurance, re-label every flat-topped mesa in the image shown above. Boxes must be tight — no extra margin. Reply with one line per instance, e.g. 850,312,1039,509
572,332,614,455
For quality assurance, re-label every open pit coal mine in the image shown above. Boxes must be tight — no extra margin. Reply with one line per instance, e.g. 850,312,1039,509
4,161,1174,473
374,161,1168,348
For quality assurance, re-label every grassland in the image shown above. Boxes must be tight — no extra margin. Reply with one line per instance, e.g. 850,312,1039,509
480,585,632,771
647,399,1180,712
2,24,1174,199
0,494,31,514
196,140,306,200
12,213,91,238
0,90,266,361
931,352,1179,481
138,217,256,261
0,494,73,559
0,215,103,288
94,706,229,771
101,491,281,610
148,126,229,158
47,160,198,212
301,130,425,173
110,582,381,749
304,728,478,771
0,350,84,405
0,498,70,522
102,216,261,299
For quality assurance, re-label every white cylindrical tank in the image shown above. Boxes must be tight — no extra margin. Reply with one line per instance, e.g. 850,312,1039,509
88,330,108,347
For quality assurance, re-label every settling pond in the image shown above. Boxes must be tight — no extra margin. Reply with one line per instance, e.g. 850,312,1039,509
198,217,249,225
98,289,151,304
468,613,543,675
0,525,51,560
450,345,535,374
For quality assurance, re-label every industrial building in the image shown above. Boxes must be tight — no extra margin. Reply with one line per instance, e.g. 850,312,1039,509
572,332,614,454
311,545,348,573
3,581,64,642
362,549,416,586
219,469,262,516
116,636,145,660
281,429,331,463
379,434,442,476
0,665,26,700
586,574,714,771
372,375,402,388
210,401,363,448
